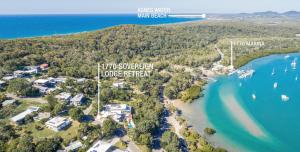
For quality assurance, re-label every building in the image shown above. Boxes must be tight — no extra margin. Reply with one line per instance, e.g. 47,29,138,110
87,140,113,152
2,99,16,107
76,78,86,84
101,104,132,122
64,140,82,152
11,106,40,125
112,82,125,88
40,64,49,70
55,92,72,103
33,85,49,94
34,79,50,86
2,75,15,81
70,93,84,106
45,116,71,132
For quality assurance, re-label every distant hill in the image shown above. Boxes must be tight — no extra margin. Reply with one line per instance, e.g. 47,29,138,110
282,11,300,17
235,11,300,18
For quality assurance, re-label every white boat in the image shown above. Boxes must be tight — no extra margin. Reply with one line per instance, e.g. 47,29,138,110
291,59,297,70
285,67,288,73
296,76,298,81
252,94,256,100
273,82,278,89
284,55,290,59
271,68,275,75
281,95,289,102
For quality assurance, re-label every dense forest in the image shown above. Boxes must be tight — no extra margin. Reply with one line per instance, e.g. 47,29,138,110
1,19,300,152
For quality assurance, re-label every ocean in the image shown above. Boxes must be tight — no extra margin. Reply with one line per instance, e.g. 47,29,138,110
0,14,201,39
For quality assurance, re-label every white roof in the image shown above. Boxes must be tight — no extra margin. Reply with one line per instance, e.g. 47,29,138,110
2,76,15,81
35,79,49,84
0,80,5,85
11,106,40,122
87,140,112,152
70,93,84,102
56,92,71,100
65,140,82,151
46,116,69,128
2,99,16,106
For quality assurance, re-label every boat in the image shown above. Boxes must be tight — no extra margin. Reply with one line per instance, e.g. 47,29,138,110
281,95,289,102
238,69,255,79
291,59,297,70
239,82,242,87
296,76,298,81
273,82,278,89
285,67,288,73
284,55,290,59
271,68,275,75
252,94,256,100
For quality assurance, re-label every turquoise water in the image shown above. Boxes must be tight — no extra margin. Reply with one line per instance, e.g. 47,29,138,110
0,14,201,39
205,53,300,152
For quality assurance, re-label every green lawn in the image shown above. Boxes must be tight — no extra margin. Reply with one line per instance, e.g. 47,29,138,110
22,120,80,143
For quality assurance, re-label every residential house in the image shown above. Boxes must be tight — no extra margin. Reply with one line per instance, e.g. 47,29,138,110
40,64,49,71
101,104,132,122
34,79,50,86
11,106,40,125
64,140,82,152
112,82,125,88
70,93,85,106
2,75,15,81
45,116,71,132
55,92,72,103
87,140,113,152
2,99,16,107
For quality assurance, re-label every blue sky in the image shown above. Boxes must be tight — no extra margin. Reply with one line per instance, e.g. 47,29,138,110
0,0,299,14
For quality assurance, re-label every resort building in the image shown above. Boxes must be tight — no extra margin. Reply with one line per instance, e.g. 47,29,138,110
87,140,113,152
2,99,16,107
11,106,40,125
55,92,72,103
101,104,132,122
45,116,71,132
70,93,85,106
